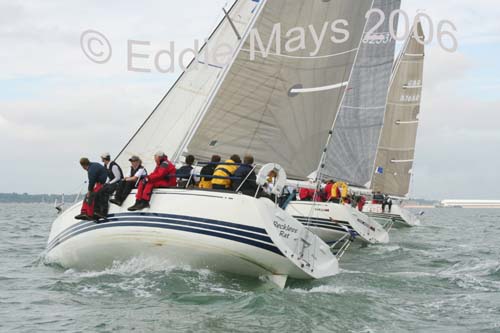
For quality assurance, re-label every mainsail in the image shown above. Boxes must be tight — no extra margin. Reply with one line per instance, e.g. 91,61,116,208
371,20,425,197
184,0,374,180
322,0,401,187
115,0,259,171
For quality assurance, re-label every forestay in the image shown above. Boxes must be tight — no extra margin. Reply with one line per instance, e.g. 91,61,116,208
185,0,374,180
371,21,425,197
115,0,258,171
323,0,401,187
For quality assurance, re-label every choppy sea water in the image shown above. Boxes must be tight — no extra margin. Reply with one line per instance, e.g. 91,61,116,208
0,203,499,332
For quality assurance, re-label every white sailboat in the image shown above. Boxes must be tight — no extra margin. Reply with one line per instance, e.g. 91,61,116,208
286,0,402,246
362,20,426,227
45,0,374,286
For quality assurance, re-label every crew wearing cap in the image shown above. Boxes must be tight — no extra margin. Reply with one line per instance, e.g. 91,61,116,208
98,153,124,214
110,155,147,206
75,157,108,220
101,153,124,187
128,151,176,211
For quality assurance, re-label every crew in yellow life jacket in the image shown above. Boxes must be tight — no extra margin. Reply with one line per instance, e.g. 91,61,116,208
211,154,241,190
331,181,349,203
198,155,221,189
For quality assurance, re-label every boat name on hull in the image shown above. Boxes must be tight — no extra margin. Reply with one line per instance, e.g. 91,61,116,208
273,221,298,239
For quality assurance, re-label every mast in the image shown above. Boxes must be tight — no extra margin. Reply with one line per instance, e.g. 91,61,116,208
315,0,377,183
172,0,268,163
185,0,375,180
114,0,258,171
321,0,401,187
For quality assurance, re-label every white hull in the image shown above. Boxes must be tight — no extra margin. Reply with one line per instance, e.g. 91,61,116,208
46,189,339,281
362,203,421,227
285,201,389,246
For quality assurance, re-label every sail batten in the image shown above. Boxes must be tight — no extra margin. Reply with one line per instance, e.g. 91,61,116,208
322,0,402,186
185,0,374,180
371,20,426,197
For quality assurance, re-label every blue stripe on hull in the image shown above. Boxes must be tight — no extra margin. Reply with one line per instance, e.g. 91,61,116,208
47,213,283,257
365,212,404,222
293,216,353,230
301,222,350,233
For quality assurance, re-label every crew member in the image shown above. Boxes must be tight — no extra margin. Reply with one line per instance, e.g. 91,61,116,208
231,155,257,195
176,155,195,188
100,153,124,214
357,195,367,212
128,151,176,211
198,155,221,189
211,154,241,190
75,157,108,220
110,155,147,206
330,181,348,204
324,180,339,202
383,196,393,212
373,192,384,204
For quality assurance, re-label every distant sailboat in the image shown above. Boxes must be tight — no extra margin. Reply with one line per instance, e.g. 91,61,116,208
362,19,426,227
45,0,374,287
54,194,65,214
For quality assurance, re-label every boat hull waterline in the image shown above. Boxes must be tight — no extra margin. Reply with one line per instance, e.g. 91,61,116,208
45,189,339,281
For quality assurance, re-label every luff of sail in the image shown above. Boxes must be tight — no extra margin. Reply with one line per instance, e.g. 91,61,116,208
371,20,425,197
184,0,374,180
115,0,259,171
323,0,401,187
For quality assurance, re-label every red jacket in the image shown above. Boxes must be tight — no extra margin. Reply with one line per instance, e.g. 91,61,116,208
324,183,341,201
148,157,177,187
357,196,366,211
299,188,323,202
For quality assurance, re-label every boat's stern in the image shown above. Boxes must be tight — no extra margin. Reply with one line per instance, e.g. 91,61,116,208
286,201,389,245
259,199,339,279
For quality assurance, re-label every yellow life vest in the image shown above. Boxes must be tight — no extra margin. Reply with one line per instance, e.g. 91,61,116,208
211,159,238,188
331,181,349,199
198,178,213,189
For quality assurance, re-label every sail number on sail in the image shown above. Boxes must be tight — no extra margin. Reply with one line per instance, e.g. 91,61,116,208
364,9,457,52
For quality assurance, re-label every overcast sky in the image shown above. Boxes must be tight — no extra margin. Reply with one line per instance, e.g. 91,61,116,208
0,0,499,200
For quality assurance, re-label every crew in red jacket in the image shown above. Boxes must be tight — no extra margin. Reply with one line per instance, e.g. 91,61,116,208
357,195,366,211
299,188,323,202
128,151,176,211
324,180,341,203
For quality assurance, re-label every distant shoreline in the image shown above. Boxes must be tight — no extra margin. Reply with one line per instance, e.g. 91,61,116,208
0,193,77,204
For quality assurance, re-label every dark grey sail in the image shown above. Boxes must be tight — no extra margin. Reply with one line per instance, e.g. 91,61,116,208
322,0,401,187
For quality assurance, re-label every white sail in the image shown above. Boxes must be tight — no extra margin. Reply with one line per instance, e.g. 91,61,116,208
184,0,374,180
371,20,425,197
323,0,401,187
115,0,259,171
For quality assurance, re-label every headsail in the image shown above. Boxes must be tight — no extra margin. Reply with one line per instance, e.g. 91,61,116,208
184,0,374,180
115,0,259,171
371,20,425,197
322,0,401,187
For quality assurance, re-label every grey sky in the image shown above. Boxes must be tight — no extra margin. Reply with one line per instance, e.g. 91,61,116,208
0,0,499,200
